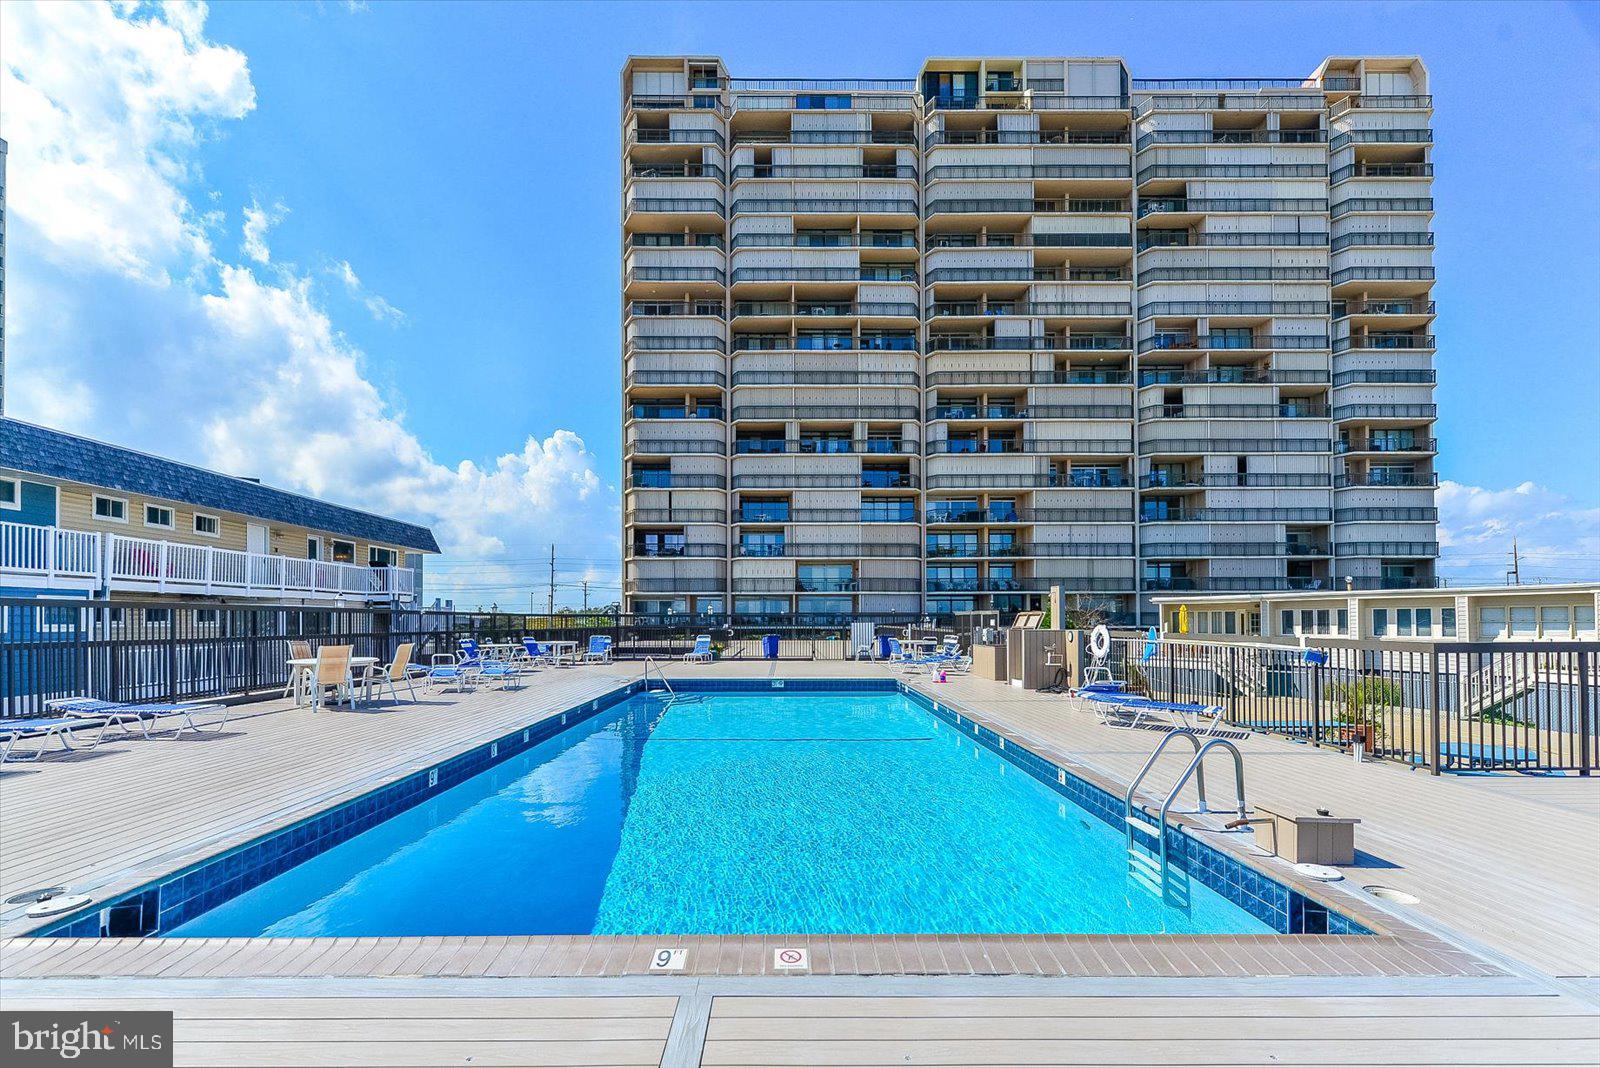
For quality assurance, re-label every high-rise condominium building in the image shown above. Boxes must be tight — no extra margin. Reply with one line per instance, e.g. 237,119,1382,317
621,57,1438,624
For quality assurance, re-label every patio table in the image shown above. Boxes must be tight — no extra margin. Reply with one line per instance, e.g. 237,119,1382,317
546,640,579,666
286,656,379,707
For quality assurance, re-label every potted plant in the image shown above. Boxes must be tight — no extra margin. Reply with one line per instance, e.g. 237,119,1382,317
1328,676,1402,754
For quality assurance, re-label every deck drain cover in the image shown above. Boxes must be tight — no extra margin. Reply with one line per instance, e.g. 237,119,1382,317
1293,863,1344,882
4,886,67,906
25,894,93,918
1364,884,1421,905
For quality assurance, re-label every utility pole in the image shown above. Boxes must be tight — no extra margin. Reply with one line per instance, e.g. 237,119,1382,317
547,545,556,616
582,580,590,612
1507,538,1522,586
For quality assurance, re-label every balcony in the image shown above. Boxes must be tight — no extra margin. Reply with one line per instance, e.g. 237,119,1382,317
733,439,918,456
629,472,727,490
627,439,728,457
1134,129,1325,149
1139,403,1329,420
1335,541,1440,557
1334,298,1435,318
627,508,727,524
1331,266,1435,286
731,130,916,146
730,405,918,422
730,233,916,250
1138,368,1328,387
1132,92,1322,115
737,508,917,525
1139,266,1328,283
926,163,1132,180
735,543,921,558
1138,333,1327,353
1140,507,1333,523
1136,163,1327,184
1333,334,1436,352
1333,403,1437,420
928,404,1132,420
628,163,725,182
630,543,726,559
1331,162,1433,184
1336,437,1438,456
729,93,917,113
926,438,1132,456
1137,197,1327,217
732,301,919,319
928,334,1132,352
106,533,412,601
731,164,917,180
1328,95,1433,114
1334,472,1438,489
925,506,1134,524
627,369,727,388
928,576,1129,593
1138,300,1329,318
1145,541,1330,558
926,369,1131,387
1328,129,1434,151
924,472,1129,490
1139,472,1329,490
1139,437,1331,455
1137,231,1328,250
927,299,1132,317
733,576,920,593
925,267,1131,284
732,370,919,388
0,522,102,589
732,472,919,490
624,197,725,218
1143,576,1337,592
625,335,726,354
730,266,918,284
924,197,1129,215
1330,231,1434,252
627,127,724,148
729,198,919,216
1330,197,1433,217
1334,507,1438,523
925,129,1129,147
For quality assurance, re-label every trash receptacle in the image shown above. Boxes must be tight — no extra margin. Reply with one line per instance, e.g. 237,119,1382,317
762,634,780,659
875,635,893,660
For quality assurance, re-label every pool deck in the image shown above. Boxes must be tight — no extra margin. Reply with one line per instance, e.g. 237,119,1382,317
2,659,1597,1065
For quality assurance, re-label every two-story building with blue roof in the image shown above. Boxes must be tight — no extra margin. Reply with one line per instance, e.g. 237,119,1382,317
0,418,440,614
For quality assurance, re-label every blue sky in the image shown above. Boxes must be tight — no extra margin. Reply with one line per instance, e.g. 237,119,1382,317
3,0,1597,603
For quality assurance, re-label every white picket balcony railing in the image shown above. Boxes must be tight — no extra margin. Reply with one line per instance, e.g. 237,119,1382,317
0,520,414,601
107,533,413,600
0,520,102,580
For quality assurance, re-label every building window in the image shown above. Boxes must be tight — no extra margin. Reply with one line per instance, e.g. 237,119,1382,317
1509,606,1537,637
93,495,128,523
1280,609,1294,636
1372,608,1389,637
331,540,356,563
1478,606,1506,638
1248,612,1261,636
144,504,175,529
1441,607,1456,637
37,605,78,633
1196,612,1210,635
1315,609,1331,635
1300,609,1314,635
0,478,18,510
1337,608,1349,635
1576,605,1596,637
1395,608,1413,636
193,513,220,537
369,547,397,568
1540,606,1571,637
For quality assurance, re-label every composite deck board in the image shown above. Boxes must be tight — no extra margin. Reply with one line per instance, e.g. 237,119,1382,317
703,993,1596,1067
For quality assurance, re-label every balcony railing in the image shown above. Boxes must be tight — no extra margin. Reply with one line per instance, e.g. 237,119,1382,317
1132,93,1323,115
1332,369,1436,386
1333,403,1437,420
1137,231,1328,250
730,405,918,421
1335,541,1440,557
926,439,1132,456
925,129,1128,147
625,335,726,353
0,522,101,582
1139,403,1329,420
1140,507,1333,523
1135,129,1326,149
1138,368,1328,386
1334,299,1435,317
1138,300,1329,317
1136,163,1327,184
732,130,916,146
926,163,1132,180
1333,334,1436,351
928,404,1133,420
927,300,1132,318
631,543,726,558
1331,162,1433,184
106,533,413,601
1329,95,1433,114
924,197,1130,215
1336,437,1438,455
1330,197,1433,217
928,233,1132,249
1334,472,1438,488
731,266,918,284
928,334,1132,352
731,164,917,180
1330,231,1434,251
732,370,919,387
730,198,919,215
1331,266,1435,286
730,232,916,250
625,197,725,217
735,543,921,558
925,472,1129,490
630,473,727,489
926,267,1131,284
1334,507,1438,522
925,507,1134,524
628,369,727,388
733,440,918,455
628,128,724,148
1138,333,1328,352
1139,266,1328,283
629,163,725,181
1140,542,1331,557
737,509,918,525
627,508,727,524
732,473,919,490
925,369,1131,386
1139,472,1330,490
1137,196,1328,216
1329,129,1433,151
1139,437,1331,454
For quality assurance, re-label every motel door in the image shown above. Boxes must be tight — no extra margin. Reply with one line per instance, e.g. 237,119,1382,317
247,523,270,556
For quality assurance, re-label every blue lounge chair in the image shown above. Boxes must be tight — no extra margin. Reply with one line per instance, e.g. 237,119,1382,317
583,635,613,663
1,714,135,762
457,638,482,662
682,634,712,663
522,638,554,665
48,697,233,739
1077,689,1227,735
425,654,478,692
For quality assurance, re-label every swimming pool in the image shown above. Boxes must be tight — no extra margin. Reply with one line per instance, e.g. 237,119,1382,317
42,681,1364,939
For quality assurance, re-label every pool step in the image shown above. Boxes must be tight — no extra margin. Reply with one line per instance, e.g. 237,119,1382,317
1125,814,1161,840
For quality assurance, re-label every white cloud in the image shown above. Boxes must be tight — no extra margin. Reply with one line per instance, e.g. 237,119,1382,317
1,0,617,608
240,198,286,264
1438,480,1600,585
328,259,406,325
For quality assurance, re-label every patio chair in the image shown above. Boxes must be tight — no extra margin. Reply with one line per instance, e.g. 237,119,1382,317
1076,689,1227,735
355,643,418,704
48,697,233,739
309,645,355,711
457,637,482,662
282,640,314,699
682,634,713,663
1,714,134,762
582,635,613,663
521,637,555,666
424,653,477,692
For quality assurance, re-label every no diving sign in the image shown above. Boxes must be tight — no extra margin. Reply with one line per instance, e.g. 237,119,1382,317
773,947,809,971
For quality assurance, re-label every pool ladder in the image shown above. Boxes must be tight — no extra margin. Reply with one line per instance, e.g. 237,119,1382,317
1123,730,1248,904
641,657,704,708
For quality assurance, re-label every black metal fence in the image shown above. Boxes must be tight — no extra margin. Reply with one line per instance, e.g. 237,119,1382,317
1103,633,1597,774
0,597,458,716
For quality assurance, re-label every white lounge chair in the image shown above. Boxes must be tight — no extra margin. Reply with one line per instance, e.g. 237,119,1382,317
48,697,232,739
683,634,713,662
1,713,136,762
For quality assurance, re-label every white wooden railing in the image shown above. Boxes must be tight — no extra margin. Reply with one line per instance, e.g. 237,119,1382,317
0,520,102,580
0,520,413,601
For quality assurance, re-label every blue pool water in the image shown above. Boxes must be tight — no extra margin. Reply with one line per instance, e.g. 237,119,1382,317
166,691,1272,937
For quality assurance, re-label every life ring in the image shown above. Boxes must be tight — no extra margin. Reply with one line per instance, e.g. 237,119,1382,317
1088,625,1111,659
